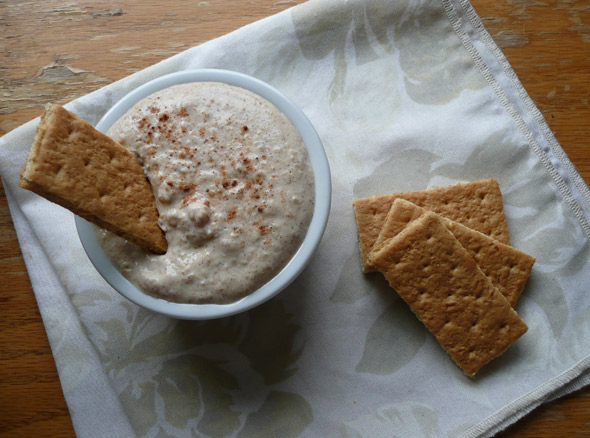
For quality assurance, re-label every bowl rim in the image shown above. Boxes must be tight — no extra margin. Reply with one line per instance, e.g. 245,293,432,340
75,69,331,319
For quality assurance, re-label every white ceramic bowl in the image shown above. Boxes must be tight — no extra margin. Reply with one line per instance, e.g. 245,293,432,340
75,69,331,319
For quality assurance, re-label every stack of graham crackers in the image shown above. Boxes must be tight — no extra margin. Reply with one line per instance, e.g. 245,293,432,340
353,179,535,377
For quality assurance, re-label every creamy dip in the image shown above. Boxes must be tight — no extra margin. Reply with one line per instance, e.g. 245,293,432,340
98,82,314,304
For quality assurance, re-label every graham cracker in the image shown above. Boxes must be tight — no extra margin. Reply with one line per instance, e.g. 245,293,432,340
19,104,167,254
353,179,510,272
369,199,535,307
371,211,527,377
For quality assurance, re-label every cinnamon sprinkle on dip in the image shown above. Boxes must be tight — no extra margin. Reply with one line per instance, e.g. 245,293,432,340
97,82,314,304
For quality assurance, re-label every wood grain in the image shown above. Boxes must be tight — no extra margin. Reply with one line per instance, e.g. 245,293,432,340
1,0,589,436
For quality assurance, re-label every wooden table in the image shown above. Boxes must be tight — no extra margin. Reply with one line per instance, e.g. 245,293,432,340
1,1,589,436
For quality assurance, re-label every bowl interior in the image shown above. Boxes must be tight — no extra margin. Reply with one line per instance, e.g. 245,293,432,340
75,69,331,319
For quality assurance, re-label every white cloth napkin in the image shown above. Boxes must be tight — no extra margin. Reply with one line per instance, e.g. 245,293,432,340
2,0,590,436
